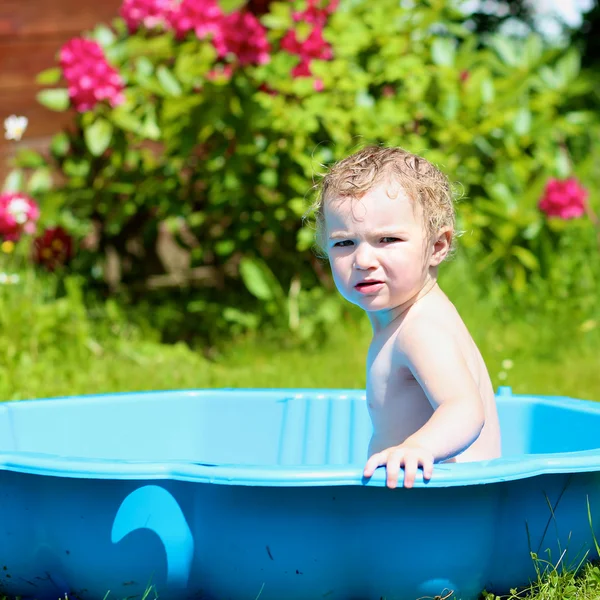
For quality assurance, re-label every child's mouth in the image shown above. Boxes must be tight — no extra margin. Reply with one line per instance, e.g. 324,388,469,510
355,281,384,294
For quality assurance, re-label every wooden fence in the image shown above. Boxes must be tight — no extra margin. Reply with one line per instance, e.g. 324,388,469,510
0,0,121,180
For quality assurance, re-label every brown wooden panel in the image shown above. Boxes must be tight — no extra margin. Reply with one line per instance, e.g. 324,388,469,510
0,86,77,139
0,36,69,90
0,0,122,38
0,136,54,182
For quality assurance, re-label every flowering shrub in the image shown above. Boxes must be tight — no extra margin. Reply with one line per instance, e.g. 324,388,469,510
538,177,588,220
4,0,599,341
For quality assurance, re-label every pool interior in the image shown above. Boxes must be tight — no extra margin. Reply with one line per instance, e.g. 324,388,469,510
0,390,599,465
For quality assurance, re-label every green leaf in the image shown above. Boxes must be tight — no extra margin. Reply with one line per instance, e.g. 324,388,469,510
489,36,518,67
2,169,24,193
524,34,543,67
480,78,495,103
84,118,114,156
92,24,116,48
240,258,273,300
239,257,284,302
440,92,459,120
15,149,46,168
136,56,154,79
488,182,515,209
140,107,161,140
510,262,527,292
556,49,580,84
297,227,315,252
431,38,456,67
512,246,539,271
36,88,70,111
36,67,62,85
539,66,561,89
50,132,71,157
218,0,246,13
215,239,235,256
27,168,53,195
555,148,571,179
355,90,375,108
156,66,183,97
513,106,531,136
260,1,292,30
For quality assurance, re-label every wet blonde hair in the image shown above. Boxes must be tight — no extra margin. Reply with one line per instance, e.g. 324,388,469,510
310,145,456,255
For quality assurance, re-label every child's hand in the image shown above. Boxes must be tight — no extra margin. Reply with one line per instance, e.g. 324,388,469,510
363,443,434,489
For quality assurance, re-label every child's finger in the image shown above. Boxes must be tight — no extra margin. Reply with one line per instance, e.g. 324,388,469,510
402,455,419,488
363,452,386,477
422,457,434,481
385,453,402,489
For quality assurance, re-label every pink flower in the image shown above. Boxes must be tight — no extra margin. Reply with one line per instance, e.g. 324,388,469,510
281,24,333,82
212,11,270,66
538,177,588,220
120,0,174,33
293,0,338,27
0,193,40,242
168,0,223,40
60,38,125,112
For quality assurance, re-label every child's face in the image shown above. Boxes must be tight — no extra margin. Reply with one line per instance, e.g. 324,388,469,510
324,182,439,314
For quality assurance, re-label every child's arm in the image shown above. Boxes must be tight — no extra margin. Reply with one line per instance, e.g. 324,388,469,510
363,320,485,488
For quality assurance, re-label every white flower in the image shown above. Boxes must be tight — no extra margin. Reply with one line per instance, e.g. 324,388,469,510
8,197,30,224
498,371,508,381
501,359,514,370
4,115,28,141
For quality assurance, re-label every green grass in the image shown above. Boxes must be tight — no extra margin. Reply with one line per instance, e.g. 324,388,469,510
2,319,600,401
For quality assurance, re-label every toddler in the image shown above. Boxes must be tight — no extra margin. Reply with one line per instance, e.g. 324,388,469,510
313,146,501,488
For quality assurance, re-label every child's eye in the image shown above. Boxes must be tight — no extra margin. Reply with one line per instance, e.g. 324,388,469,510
333,240,353,247
381,237,401,243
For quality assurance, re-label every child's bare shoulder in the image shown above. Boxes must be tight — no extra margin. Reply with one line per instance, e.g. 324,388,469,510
395,291,465,357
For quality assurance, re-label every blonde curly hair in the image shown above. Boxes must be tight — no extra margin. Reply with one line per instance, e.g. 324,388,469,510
310,145,457,255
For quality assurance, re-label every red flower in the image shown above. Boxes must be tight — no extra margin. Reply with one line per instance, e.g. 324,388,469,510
213,11,270,66
538,177,588,220
120,0,175,33
168,0,223,40
281,24,333,82
0,192,40,242
33,227,74,271
60,38,125,112
293,0,338,27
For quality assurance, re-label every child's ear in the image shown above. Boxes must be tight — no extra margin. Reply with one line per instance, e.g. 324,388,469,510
430,227,452,266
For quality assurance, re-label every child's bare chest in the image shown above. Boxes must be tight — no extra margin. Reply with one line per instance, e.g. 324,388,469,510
366,336,434,444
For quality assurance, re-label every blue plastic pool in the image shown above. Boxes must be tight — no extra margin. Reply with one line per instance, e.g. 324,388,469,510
0,386,599,600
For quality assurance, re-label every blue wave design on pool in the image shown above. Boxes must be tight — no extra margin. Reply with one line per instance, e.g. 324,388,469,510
112,485,193,587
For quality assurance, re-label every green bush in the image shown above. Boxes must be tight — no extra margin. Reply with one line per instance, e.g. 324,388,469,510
4,0,599,344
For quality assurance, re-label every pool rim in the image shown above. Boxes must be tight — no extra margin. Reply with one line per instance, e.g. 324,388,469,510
0,387,598,488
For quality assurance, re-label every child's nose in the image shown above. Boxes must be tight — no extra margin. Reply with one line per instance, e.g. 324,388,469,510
353,243,376,270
